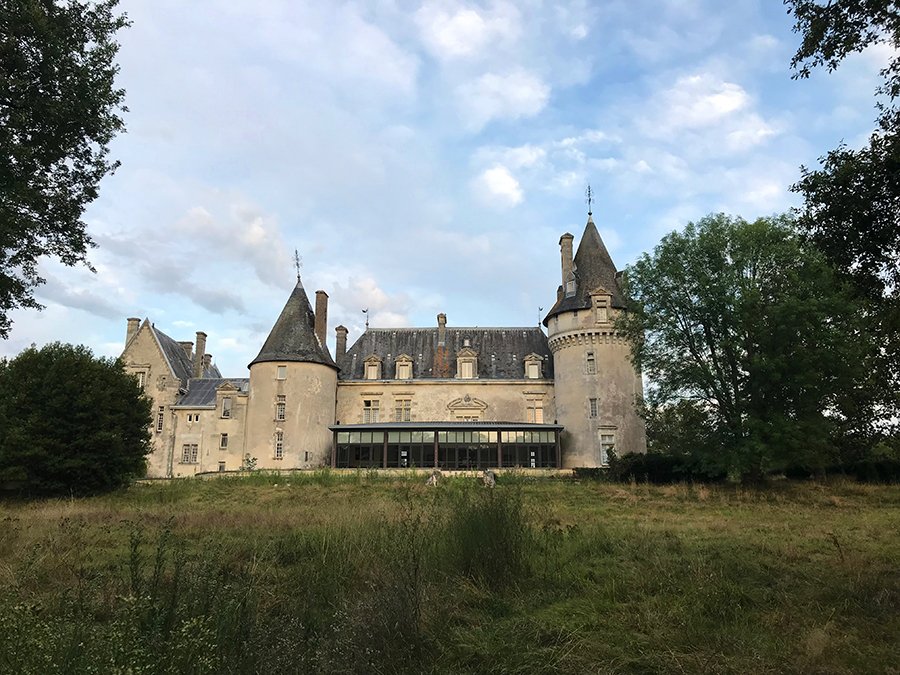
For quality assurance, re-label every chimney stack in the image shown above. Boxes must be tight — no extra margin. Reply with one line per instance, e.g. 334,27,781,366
126,317,140,344
193,331,207,379
314,290,328,348
178,341,193,359
202,354,212,373
560,233,574,287
437,313,447,346
335,325,348,359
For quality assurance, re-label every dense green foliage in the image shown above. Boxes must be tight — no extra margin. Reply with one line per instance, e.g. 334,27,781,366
618,213,868,480
0,0,128,337
0,474,896,673
786,0,900,429
0,342,151,495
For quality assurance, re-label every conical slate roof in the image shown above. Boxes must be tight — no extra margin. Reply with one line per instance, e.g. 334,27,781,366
543,215,626,325
248,280,338,370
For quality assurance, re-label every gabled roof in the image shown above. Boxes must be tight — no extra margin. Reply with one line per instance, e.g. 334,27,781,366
175,378,250,407
339,326,553,380
543,215,626,325
249,280,337,370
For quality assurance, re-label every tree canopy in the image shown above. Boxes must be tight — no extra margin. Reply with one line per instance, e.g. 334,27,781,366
618,213,869,480
0,0,128,338
0,342,150,496
786,0,900,424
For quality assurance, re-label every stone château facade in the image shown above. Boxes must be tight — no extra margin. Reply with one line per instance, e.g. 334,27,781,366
121,215,646,477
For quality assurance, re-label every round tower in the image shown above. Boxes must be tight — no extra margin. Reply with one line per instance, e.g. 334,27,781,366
544,215,646,467
245,280,338,469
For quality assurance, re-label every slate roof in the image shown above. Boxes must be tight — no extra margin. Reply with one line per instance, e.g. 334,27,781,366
543,215,626,325
175,378,250,407
339,326,553,380
150,324,221,381
249,280,337,370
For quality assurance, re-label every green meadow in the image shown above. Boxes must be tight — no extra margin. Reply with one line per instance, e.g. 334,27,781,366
0,473,897,674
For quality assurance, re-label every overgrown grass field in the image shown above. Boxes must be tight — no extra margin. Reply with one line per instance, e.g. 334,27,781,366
0,473,897,673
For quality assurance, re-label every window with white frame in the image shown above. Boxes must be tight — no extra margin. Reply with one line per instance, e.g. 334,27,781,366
276,395,286,421
589,398,598,418
395,356,412,380
274,430,284,460
156,406,164,433
363,399,380,423
524,354,543,379
364,357,382,380
136,372,146,389
220,433,228,449
586,351,596,374
221,396,232,418
276,365,287,380
456,346,478,380
181,444,198,464
394,398,411,422
599,430,616,466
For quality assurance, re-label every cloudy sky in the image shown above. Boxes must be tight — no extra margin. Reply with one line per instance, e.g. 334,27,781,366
2,0,891,375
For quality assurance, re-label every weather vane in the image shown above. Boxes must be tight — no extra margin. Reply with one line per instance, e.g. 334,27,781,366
362,307,369,330
585,184,594,216
293,249,302,281
538,306,544,326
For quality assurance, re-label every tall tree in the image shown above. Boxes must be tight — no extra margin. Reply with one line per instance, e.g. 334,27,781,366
0,342,151,496
618,214,869,480
786,0,900,426
0,0,128,338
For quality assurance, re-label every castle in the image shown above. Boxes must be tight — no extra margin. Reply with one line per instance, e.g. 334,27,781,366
121,215,646,477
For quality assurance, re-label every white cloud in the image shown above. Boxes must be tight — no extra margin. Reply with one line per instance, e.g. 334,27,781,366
476,165,523,206
456,70,550,130
415,1,521,60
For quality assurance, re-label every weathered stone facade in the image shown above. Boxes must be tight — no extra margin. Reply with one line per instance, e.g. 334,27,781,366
121,215,646,476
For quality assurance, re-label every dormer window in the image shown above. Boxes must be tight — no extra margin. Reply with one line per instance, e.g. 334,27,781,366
564,271,576,298
221,396,232,419
593,295,610,324
364,355,382,380
523,353,543,379
456,345,478,380
395,354,413,380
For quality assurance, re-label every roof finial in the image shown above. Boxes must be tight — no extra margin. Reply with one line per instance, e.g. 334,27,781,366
538,306,544,326
585,184,594,217
362,307,369,330
293,249,302,281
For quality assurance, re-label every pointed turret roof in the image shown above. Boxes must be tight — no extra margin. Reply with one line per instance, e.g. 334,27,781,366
248,280,338,370
543,215,626,325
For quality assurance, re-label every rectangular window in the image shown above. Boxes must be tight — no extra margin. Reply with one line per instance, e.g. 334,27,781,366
595,298,608,324
527,400,544,424
304,451,309,463
274,431,284,460
363,399,380,423
156,406,164,433
460,361,474,379
218,461,226,472
136,372,146,389
276,365,287,380
526,362,540,379
589,398,598,418
366,363,379,380
586,352,596,374
221,397,232,419
220,433,228,449
394,399,411,422
181,444,198,464
600,432,615,466
276,395,286,421
396,361,411,379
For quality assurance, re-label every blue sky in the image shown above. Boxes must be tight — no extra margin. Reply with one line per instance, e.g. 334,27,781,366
2,0,892,376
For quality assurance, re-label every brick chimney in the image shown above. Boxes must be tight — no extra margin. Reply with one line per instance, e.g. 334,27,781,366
178,341,193,359
437,312,447,346
335,325,348,359
315,290,328,348
560,233,574,287
126,317,140,344
193,331,207,379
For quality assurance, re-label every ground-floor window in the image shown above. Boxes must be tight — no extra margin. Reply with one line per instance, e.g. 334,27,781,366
181,444,198,464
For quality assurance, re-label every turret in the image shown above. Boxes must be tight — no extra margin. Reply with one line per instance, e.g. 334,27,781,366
245,279,338,469
544,214,646,467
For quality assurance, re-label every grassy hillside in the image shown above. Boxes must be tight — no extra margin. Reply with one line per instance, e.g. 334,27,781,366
0,473,897,673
